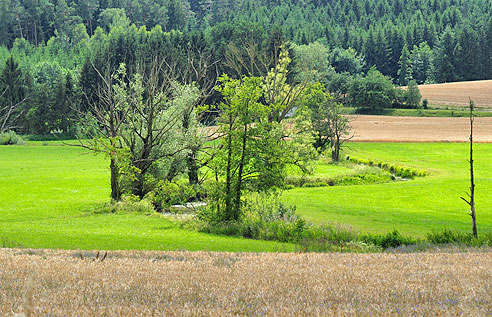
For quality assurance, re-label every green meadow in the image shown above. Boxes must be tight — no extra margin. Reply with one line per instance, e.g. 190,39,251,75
284,142,492,237
0,144,292,252
1,141,491,250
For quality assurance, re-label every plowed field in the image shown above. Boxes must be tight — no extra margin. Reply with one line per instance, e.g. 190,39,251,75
349,115,492,142
418,80,492,108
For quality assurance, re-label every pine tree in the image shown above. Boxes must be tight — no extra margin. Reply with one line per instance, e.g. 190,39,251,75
397,44,412,85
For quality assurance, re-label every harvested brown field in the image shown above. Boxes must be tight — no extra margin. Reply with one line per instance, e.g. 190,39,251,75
349,115,492,143
1,248,492,315
418,80,492,108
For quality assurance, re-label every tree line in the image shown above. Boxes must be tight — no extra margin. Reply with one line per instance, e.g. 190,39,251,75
1,0,490,136
2,0,492,81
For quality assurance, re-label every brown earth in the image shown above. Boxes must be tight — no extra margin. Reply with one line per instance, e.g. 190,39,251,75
1,248,491,315
349,115,492,143
418,80,492,108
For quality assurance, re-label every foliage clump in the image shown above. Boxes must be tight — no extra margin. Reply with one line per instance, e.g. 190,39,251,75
345,155,428,179
0,130,24,145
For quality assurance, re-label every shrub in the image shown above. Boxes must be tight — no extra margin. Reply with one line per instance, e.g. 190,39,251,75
422,98,428,109
0,131,24,145
427,228,492,246
362,230,417,249
93,195,156,214
346,155,428,179
144,181,203,212
285,169,392,188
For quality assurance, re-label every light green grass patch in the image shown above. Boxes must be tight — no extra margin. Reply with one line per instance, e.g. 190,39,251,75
0,143,293,252
283,143,492,237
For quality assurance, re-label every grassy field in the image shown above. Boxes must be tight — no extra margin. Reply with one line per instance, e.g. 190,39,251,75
284,142,492,237
2,248,491,315
1,141,491,250
0,144,292,252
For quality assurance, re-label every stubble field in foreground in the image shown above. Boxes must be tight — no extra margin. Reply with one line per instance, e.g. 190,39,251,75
1,248,491,315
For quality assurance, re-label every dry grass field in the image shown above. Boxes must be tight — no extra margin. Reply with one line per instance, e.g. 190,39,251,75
1,248,492,315
349,115,492,143
418,80,492,108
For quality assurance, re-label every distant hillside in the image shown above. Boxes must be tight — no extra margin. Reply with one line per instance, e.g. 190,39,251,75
419,80,492,108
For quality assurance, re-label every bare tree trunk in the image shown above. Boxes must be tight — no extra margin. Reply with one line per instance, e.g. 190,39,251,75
110,158,121,201
89,18,93,36
233,124,248,221
187,152,199,185
333,134,341,162
17,16,24,39
469,103,477,238
461,100,477,238
224,116,234,220
34,21,38,47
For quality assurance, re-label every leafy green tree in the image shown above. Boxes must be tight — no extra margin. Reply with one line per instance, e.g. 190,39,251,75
326,72,352,104
208,73,314,222
78,62,202,200
405,80,421,108
348,68,395,110
326,99,351,162
167,0,187,31
209,74,267,221
430,27,460,83
77,0,98,36
300,83,350,161
298,83,329,152
410,42,432,84
117,67,200,199
98,8,130,32
293,42,334,85
330,47,365,75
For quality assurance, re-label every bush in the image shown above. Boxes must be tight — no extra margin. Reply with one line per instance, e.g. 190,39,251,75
92,195,156,214
0,131,24,145
348,68,395,110
405,80,422,108
346,155,428,179
422,98,428,109
362,230,417,249
146,181,200,212
427,228,492,246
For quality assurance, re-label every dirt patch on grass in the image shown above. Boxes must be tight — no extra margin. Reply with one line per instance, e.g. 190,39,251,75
349,115,492,143
418,80,492,108
1,248,491,315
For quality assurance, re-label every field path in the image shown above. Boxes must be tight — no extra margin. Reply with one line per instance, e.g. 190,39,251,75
349,115,492,143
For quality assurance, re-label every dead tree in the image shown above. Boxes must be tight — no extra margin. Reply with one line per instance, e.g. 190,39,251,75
461,99,477,238
75,64,131,201
0,86,27,133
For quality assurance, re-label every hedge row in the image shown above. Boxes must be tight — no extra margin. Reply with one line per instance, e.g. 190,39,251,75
284,173,393,188
345,155,428,179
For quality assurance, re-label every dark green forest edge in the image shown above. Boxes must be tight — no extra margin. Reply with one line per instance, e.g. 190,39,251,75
1,0,492,252
2,0,492,135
